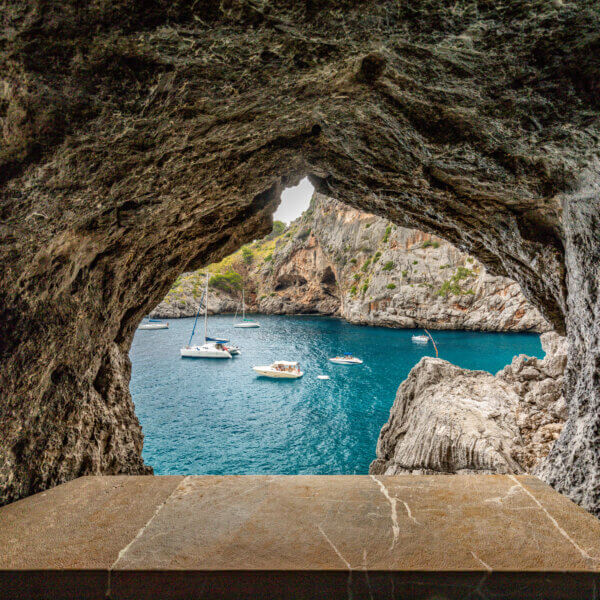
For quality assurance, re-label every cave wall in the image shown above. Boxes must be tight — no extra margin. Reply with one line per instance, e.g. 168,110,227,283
1,1,599,513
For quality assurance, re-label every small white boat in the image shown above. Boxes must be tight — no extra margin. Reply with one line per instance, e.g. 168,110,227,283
138,318,169,330
253,361,304,379
329,354,363,365
234,288,260,328
412,334,429,344
234,320,260,328
317,375,330,380
181,342,232,359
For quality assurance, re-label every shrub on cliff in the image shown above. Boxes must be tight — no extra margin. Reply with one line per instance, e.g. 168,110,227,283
387,283,396,289
268,220,286,239
241,246,254,265
382,225,392,243
209,271,243,293
382,260,394,271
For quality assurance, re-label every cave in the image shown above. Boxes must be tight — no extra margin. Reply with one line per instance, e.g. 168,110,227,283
1,0,599,519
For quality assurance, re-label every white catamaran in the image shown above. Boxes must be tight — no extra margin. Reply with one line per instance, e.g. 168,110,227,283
180,273,240,358
233,287,260,328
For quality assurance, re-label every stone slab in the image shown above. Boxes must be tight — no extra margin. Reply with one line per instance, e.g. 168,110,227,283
0,474,599,599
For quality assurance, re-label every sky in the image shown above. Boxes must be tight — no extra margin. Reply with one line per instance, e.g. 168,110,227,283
273,177,314,224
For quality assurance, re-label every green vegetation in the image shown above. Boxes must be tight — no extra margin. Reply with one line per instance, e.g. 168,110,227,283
350,258,357,264
270,292,276,297
436,267,476,297
382,225,392,243
413,260,418,265
353,273,361,281
361,258,371,272
386,283,396,290
373,251,382,263
264,220,286,241
365,223,371,228
350,285,357,296
297,227,311,240
209,271,243,294
264,253,273,262
382,260,394,271
402,270,408,277
361,280,369,294
241,246,254,265
422,239,439,249
467,257,474,263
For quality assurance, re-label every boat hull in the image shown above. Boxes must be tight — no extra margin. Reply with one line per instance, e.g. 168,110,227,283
138,323,169,330
329,358,363,365
252,367,303,379
180,348,232,358
234,322,260,328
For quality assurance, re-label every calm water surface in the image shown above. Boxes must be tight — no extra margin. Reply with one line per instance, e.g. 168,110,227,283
130,315,543,475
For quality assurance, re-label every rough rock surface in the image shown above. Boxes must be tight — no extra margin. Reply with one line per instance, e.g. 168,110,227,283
370,333,568,476
1,1,599,513
154,194,549,332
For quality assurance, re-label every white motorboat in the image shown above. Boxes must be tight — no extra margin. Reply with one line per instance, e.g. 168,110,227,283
138,318,169,330
234,288,260,328
252,361,304,379
181,342,232,359
412,334,429,344
180,273,239,359
329,354,363,365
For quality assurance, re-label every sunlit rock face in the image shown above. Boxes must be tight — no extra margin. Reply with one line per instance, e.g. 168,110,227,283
371,333,568,476
1,1,599,513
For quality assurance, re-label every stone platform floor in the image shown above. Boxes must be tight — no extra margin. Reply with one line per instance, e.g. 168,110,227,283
1,475,599,599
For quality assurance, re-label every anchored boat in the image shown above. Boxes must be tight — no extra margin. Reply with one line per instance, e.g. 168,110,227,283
329,354,363,365
252,361,304,379
138,318,169,330
412,334,429,344
233,288,260,328
180,273,238,359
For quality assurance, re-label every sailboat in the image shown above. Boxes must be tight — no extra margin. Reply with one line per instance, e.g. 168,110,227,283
180,273,237,358
233,287,260,328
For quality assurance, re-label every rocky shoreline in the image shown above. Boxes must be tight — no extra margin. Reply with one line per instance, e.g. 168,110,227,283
152,195,549,334
370,332,567,476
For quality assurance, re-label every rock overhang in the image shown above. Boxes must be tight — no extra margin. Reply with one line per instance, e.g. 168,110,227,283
0,0,599,513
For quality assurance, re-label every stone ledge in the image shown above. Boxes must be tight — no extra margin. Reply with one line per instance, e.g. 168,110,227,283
1,475,599,599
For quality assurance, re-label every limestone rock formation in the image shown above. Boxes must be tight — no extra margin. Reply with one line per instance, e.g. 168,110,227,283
154,194,550,332
370,333,568,476
1,1,599,513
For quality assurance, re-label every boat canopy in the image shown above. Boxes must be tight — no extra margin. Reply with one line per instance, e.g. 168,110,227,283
273,361,299,366
206,336,229,343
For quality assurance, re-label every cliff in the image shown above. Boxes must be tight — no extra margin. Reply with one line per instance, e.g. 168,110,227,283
153,194,549,333
370,332,568,476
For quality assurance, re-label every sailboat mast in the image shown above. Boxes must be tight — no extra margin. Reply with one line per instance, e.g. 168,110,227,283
204,271,209,342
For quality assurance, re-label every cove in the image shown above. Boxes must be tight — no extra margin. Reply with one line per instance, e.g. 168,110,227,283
130,315,543,476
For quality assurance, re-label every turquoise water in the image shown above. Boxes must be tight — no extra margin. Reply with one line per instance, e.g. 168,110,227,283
130,315,543,475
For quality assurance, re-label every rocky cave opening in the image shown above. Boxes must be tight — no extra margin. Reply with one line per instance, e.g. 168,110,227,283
1,0,599,520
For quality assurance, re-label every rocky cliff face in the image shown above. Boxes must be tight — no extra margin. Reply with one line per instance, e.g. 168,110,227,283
1,0,599,514
371,332,568,476
154,194,549,332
